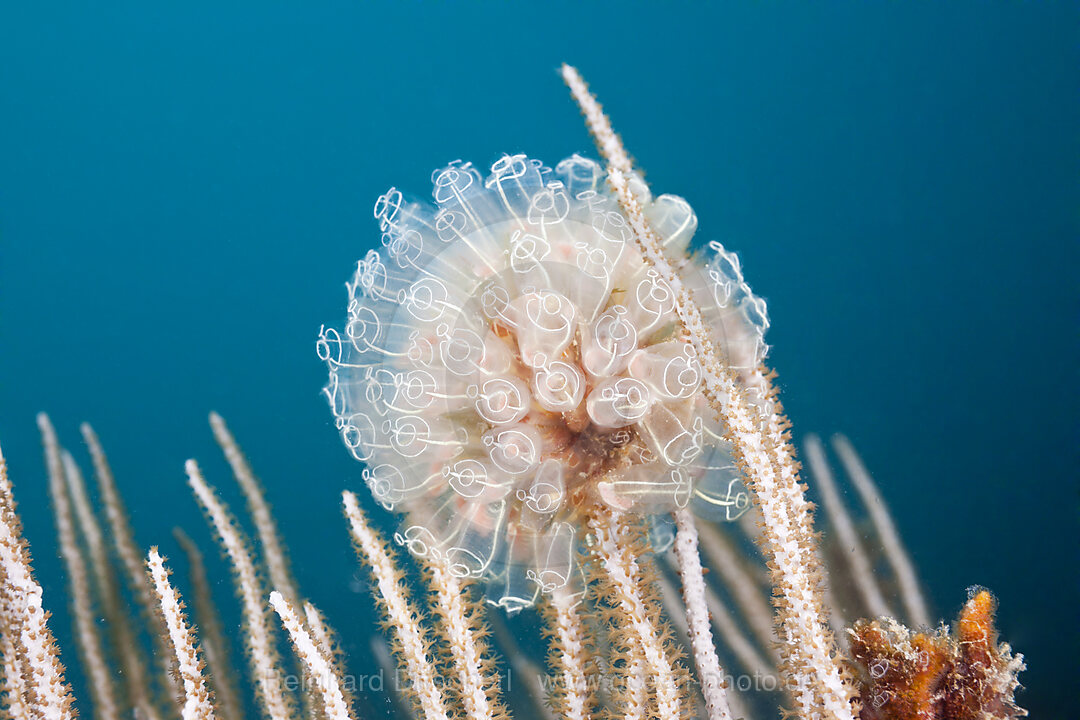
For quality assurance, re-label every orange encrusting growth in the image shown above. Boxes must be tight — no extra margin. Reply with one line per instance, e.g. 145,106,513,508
848,590,1026,720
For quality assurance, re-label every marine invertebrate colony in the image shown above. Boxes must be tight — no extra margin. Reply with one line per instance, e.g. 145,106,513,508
317,150,762,610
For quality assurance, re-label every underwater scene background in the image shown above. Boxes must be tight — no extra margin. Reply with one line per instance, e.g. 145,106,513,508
0,2,1075,717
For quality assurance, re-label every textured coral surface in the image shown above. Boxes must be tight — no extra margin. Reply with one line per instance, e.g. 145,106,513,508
848,590,1026,720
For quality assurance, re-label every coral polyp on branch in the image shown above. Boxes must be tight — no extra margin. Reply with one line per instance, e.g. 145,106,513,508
318,153,763,611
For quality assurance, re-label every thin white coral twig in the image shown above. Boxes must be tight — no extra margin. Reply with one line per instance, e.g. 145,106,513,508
588,509,683,719
804,435,892,619
186,459,294,720
673,509,734,720
547,584,593,720
832,434,930,627
146,547,216,720
561,63,858,720
342,491,449,720
209,412,300,606
270,591,353,720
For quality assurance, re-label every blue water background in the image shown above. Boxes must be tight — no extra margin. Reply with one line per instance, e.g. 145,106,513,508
1,2,1075,716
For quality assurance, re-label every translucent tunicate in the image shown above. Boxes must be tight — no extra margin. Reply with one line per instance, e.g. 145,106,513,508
321,154,768,611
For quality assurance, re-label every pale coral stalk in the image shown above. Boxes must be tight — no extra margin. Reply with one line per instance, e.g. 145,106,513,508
804,435,892,618
0,446,32,720
753,336,854,706
269,591,352,720
81,421,157,605
0,597,31,720
621,639,648,720
588,509,681,719
673,509,735,720
696,522,778,660
719,384,849,716
18,416,79,720
743,345,857,710
426,558,497,720
207,415,319,716
61,450,113,591
750,387,847,706
81,422,184,709
756,377,834,620
209,412,300,605
57,453,124,720
302,603,334,662
302,600,354,720
63,447,161,720
0,442,20,525
652,569,708,720
174,528,243,720
342,491,449,720
547,584,592,720
0,515,73,720
698,571,774,683
48,449,118,720
302,601,348,701
186,459,294,720
832,434,930,628
562,64,858,720
560,64,632,175
146,547,215,720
